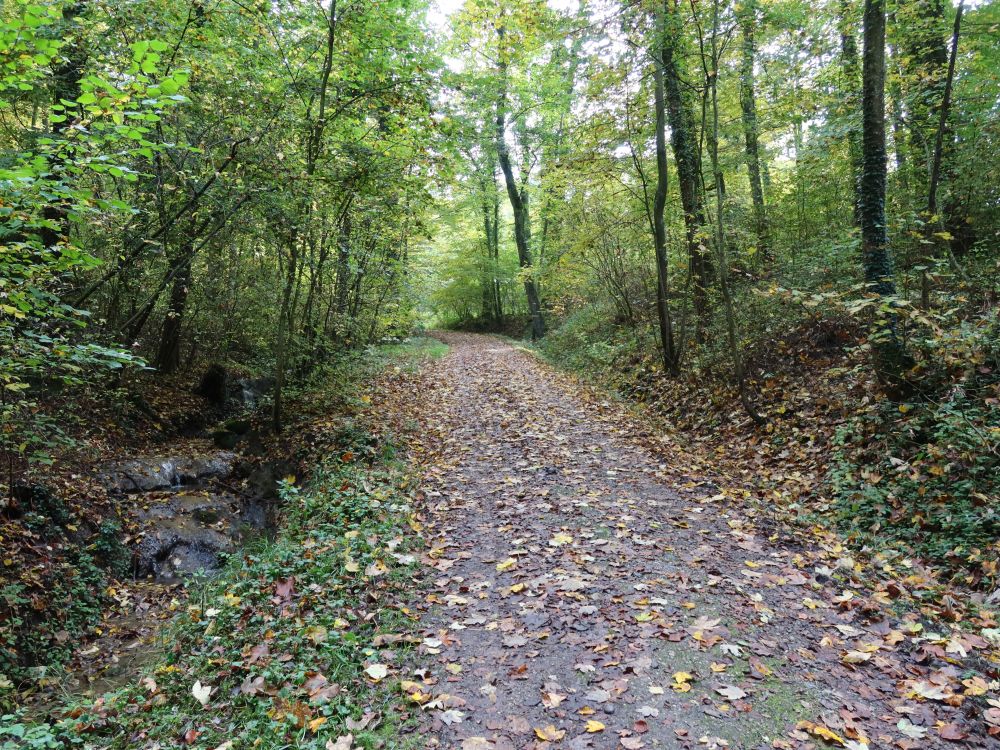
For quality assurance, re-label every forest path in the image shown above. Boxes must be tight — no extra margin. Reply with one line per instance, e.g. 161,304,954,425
395,332,996,750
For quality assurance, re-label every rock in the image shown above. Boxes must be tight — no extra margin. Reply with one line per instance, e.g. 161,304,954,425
194,363,229,404
244,460,296,500
102,452,236,493
133,491,269,579
211,419,255,449
223,418,252,435
211,429,241,450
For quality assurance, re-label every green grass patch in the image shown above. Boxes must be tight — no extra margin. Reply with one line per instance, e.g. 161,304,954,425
375,336,449,367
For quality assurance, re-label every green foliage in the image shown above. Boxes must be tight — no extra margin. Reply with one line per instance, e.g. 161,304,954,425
0,714,70,750
1,0,185,479
539,305,646,376
0,549,107,684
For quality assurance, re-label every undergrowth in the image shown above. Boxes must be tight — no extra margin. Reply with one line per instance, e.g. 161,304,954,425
0,337,446,749
2,440,423,749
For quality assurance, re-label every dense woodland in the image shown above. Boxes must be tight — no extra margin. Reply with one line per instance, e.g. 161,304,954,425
2,0,1000,742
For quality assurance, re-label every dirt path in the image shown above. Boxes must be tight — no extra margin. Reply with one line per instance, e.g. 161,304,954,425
396,333,998,750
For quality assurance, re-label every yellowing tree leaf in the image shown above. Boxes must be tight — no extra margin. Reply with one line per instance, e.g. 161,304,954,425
797,721,846,746
308,716,327,733
534,725,566,741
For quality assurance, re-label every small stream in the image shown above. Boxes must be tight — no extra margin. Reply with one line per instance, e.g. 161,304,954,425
19,377,289,711
101,450,275,580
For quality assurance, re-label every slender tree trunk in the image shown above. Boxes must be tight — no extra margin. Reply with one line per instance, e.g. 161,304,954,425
477,163,503,326
651,43,679,374
888,68,910,193
839,0,864,227
927,0,967,250
920,0,964,306
39,2,86,252
708,0,764,425
272,235,297,433
272,0,337,431
495,26,545,340
155,242,193,374
901,0,949,202
660,0,710,343
861,0,911,385
335,212,352,320
737,0,770,261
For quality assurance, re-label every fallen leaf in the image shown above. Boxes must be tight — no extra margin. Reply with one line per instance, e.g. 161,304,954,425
326,735,353,750
534,725,567,741
192,680,212,707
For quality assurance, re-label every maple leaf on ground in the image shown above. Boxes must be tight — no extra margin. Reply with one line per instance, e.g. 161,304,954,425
326,735,353,750
715,685,747,701
191,680,212,707
897,719,928,739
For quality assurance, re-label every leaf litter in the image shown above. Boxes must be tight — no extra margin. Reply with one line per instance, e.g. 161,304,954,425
386,333,1000,749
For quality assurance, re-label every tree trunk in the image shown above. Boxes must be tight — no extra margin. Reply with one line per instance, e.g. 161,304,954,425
155,243,193,374
927,0,968,252
839,0,864,227
861,0,911,385
271,0,337,432
495,26,545,340
737,0,770,261
708,0,764,425
888,69,910,193
335,211,352,323
651,43,679,374
901,0,948,201
660,0,710,343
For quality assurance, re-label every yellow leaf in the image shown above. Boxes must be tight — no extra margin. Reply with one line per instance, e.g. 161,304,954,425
534,725,566,741
797,720,846,746
496,558,516,572
585,720,605,733
309,716,327,733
